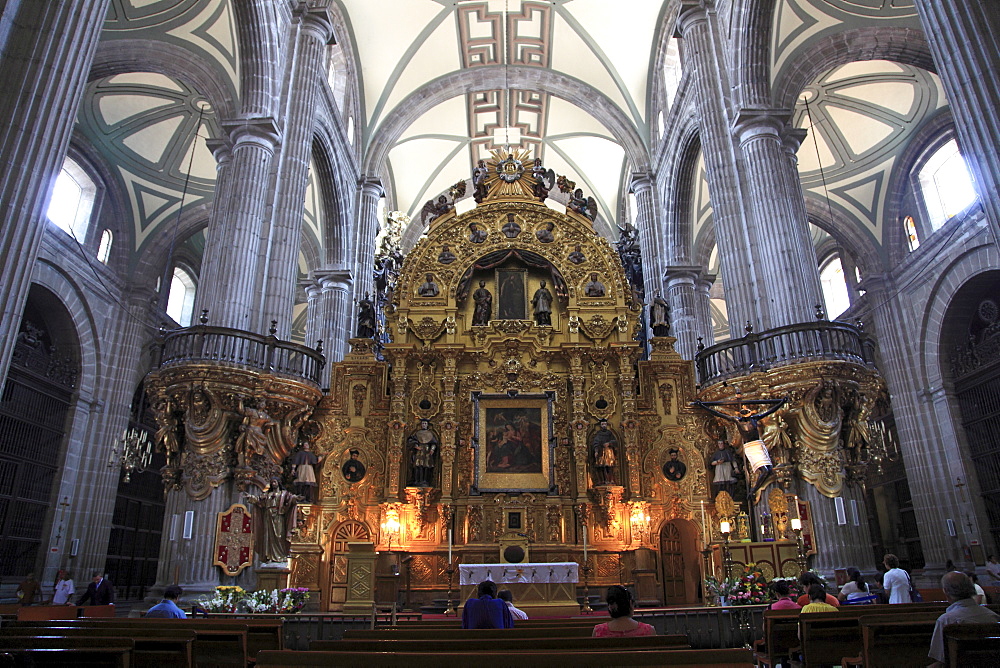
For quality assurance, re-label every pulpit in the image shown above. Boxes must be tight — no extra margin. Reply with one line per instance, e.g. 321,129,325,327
459,562,579,616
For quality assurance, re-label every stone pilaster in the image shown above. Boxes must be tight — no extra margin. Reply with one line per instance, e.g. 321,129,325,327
353,178,384,304
732,110,823,328
913,0,1000,245
675,2,759,335
260,4,336,338
201,118,281,332
0,0,109,389
664,266,700,360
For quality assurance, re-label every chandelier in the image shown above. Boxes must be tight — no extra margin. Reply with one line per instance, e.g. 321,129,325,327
108,423,153,483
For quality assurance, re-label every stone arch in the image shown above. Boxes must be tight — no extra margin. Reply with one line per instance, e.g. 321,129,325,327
132,203,212,296
803,196,882,279
311,133,351,268
363,66,649,176
661,117,703,267
771,26,934,112
729,0,779,109
230,0,281,118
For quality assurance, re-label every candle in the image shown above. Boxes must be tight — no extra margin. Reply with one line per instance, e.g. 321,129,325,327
447,528,453,563
720,520,731,535
583,524,588,561
791,518,802,531
700,500,707,543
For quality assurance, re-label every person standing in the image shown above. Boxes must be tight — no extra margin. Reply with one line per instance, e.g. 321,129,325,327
77,572,115,606
16,573,39,606
928,571,999,667
52,569,75,605
145,585,186,618
882,553,912,604
985,554,1000,584
462,580,514,629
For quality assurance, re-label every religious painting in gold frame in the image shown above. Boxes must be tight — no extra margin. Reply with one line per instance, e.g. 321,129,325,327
474,392,553,492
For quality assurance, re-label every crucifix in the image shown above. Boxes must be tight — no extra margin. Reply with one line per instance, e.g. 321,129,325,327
54,496,71,546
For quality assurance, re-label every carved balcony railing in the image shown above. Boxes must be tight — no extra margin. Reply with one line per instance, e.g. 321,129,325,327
695,321,877,387
151,325,326,386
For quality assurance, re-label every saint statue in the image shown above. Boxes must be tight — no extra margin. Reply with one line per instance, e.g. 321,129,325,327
694,398,786,497
472,280,493,326
438,245,456,264
469,222,487,243
708,439,738,498
531,281,553,326
356,293,376,339
291,442,324,503
247,477,301,564
473,159,488,203
591,418,617,486
651,294,670,337
407,419,439,487
235,398,271,468
502,214,521,238
418,273,440,297
568,245,586,264
584,272,606,297
536,221,555,243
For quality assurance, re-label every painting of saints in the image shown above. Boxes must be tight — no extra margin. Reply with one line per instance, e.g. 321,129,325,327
485,408,543,474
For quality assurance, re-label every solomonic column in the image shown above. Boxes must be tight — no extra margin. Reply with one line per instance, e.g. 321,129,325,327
913,0,1000,244
732,110,823,329
260,3,336,339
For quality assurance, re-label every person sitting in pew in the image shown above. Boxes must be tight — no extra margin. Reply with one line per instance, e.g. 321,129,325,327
462,580,514,629
592,585,655,637
928,571,999,667
795,572,839,608
145,584,186,618
498,589,528,621
967,572,986,605
801,585,838,613
768,580,801,610
838,567,873,603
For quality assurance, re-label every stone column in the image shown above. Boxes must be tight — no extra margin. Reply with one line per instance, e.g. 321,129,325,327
664,267,700,360
305,269,353,380
0,0,109,390
675,2,760,336
732,110,823,328
194,139,233,315
201,118,281,332
259,4,335,338
694,275,716,349
352,179,383,304
799,484,877,574
631,172,661,296
913,0,1000,245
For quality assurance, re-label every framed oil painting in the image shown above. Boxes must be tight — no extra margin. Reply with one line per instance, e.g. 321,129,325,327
474,393,553,492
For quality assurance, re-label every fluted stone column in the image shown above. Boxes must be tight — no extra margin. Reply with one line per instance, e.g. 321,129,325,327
260,4,335,338
861,275,974,573
733,110,823,328
631,172,662,295
675,2,760,335
194,139,233,315
305,269,353,381
695,276,716,348
913,0,1000,244
352,179,383,305
199,119,281,332
665,267,701,360
0,0,109,390
799,484,877,574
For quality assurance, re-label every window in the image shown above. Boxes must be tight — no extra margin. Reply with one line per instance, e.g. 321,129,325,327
819,255,851,319
166,266,196,327
918,139,977,230
47,158,97,239
904,215,919,252
97,229,113,264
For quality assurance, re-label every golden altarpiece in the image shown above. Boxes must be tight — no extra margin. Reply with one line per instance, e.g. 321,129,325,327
146,149,887,610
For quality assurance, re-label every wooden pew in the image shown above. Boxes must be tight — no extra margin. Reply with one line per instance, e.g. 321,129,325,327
15,605,78,621
312,634,689,652
393,618,598,627
256,647,755,667
753,610,800,668
944,622,1000,668
0,636,134,667
9,620,250,667
844,616,940,668
344,626,596,639
0,627,195,667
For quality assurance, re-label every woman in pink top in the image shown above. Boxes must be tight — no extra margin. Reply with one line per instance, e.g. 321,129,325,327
768,580,802,610
592,585,655,637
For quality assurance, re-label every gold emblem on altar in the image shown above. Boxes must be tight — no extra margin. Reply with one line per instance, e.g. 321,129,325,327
214,503,254,576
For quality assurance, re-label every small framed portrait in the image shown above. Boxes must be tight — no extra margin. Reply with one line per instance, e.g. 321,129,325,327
662,447,687,481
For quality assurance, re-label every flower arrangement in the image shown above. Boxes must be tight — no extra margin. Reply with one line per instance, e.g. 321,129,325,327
726,562,769,605
197,585,309,614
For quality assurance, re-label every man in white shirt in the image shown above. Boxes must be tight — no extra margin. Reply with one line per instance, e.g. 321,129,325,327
882,553,912,604
928,571,999,666
498,589,528,620
985,555,1000,584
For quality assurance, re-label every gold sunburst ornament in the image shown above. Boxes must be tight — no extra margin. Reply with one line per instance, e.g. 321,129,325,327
482,147,538,200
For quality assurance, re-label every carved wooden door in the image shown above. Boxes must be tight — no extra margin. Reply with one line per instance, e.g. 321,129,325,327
330,520,371,586
660,522,685,604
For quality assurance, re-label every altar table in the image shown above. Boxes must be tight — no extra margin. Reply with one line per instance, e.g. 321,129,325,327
459,562,580,616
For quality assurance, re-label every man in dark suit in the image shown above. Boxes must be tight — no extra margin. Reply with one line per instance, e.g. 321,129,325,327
77,572,115,606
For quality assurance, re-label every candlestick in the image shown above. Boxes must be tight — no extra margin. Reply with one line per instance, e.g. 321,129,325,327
700,500,707,544
720,520,731,534
447,528,452,563
582,524,588,560
790,518,802,531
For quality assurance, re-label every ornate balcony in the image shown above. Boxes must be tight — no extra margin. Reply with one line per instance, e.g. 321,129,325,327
695,320,877,388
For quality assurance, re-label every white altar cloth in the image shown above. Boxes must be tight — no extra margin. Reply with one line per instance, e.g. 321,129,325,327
459,562,578,586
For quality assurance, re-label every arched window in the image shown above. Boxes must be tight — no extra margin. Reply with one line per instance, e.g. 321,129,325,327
46,157,97,239
819,255,851,319
97,229,113,264
918,138,977,230
904,215,920,252
166,266,196,327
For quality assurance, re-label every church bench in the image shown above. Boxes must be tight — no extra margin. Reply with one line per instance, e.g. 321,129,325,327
753,610,800,668
343,626,596,639
0,627,196,667
9,620,248,667
0,636,134,667
15,605,78,621
79,605,117,617
311,634,689,652
839,617,940,668
943,622,1000,668
255,647,755,667
393,617,599,627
